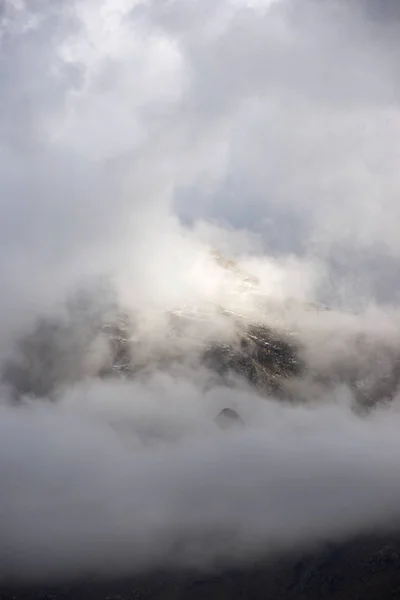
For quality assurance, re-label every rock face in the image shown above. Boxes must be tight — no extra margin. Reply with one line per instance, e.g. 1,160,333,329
214,407,244,429
202,318,302,392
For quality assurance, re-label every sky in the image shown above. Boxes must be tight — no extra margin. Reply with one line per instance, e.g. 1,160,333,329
1,0,400,315
2,0,400,585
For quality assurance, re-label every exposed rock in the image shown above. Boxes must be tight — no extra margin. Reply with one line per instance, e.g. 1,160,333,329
214,407,244,429
1,299,303,402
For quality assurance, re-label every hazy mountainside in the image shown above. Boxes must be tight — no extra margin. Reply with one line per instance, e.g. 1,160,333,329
3,257,400,599
1,303,303,405
3,286,400,413
1,254,304,404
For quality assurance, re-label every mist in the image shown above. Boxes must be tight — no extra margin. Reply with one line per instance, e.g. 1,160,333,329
1,0,400,586
2,388,400,583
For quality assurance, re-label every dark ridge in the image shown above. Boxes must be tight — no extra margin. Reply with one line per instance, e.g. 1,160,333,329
2,535,400,600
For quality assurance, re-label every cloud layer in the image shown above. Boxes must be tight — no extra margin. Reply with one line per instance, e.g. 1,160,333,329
2,0,400,585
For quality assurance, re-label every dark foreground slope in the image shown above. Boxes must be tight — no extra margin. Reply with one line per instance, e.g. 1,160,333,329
2,535,400,600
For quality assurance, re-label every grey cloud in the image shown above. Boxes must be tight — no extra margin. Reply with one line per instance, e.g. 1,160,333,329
2,391,400,582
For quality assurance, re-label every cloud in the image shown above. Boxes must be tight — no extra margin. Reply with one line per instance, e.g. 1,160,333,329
2,0,400,585
2,0,400,314
2,383,400,583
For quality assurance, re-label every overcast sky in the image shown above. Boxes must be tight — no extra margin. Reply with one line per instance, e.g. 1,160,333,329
1,0,400,321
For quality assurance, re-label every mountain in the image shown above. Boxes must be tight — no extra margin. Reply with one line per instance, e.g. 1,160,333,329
2,256,400,599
